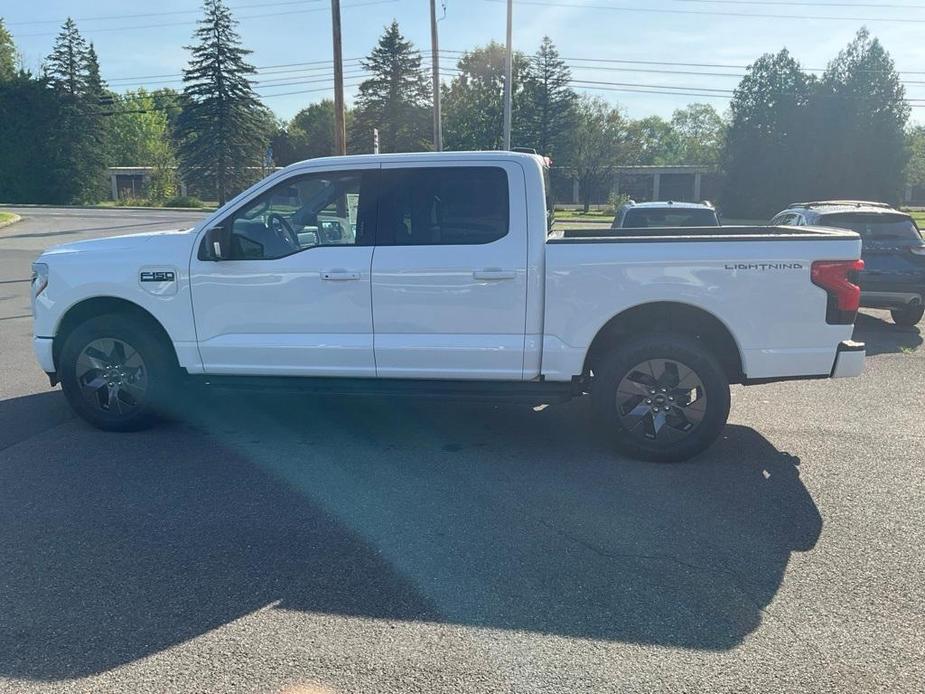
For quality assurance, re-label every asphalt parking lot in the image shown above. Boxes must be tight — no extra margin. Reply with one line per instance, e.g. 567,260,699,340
0,207,923,693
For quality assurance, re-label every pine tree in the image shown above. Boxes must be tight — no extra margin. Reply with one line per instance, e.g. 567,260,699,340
85,43,105,100
44,19,106,203
351,21,431,153
0,18,17,81
521,37,577,161
175,0,269,204
45,18,90,96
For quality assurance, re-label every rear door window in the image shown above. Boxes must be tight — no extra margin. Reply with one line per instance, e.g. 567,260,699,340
818,213,922,242
377,167,509,246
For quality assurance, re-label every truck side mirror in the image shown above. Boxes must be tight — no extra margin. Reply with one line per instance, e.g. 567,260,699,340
202,226,231,261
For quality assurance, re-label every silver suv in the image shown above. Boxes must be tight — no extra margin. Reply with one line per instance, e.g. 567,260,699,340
612,200,720,229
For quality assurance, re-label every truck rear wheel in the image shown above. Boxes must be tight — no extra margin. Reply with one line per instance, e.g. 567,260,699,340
891,305,924,327
591,334,731,462
59,314,178,432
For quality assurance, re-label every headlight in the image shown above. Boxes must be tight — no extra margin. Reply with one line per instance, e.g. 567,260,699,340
31,262,48,297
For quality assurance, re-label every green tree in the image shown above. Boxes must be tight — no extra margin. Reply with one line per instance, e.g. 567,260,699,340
109,89,182,166
44,18,107,202
723,49,815,216
671,103,725,166
625,115,682,166
521,36,577,161
175,0,269,204
0,18,17,81
443,42,531,151
0,73,62,201
811,28,909,204
905,126,925,192
350,21,431,153
573,96,628,212
277,99,356,164
106,89,181,200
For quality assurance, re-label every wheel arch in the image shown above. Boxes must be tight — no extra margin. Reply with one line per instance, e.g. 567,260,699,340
583,301,745,383
53,296,180,373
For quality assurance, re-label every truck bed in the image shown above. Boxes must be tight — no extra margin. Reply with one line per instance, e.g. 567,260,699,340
549,225,858,243
540,224,862,383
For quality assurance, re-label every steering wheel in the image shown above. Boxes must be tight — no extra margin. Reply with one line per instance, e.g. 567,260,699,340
267,213,300,249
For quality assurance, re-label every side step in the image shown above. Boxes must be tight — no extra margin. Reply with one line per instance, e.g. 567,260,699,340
191,375,581,404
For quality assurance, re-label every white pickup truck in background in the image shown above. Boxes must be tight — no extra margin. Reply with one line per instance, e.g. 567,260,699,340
31,152,866,461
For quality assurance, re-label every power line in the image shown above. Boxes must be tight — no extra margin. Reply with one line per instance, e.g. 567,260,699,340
432,62,925,102
480,0,925,24
567,81,925,105
257,81,365,98
441,48,925,77
106,62,367,88
4,1,323,26
668,0,925,7
105,59,365,84
14,0,399,38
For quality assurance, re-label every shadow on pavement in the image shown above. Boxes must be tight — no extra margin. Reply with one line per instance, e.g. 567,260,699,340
854,311,922,355
0,389,821,680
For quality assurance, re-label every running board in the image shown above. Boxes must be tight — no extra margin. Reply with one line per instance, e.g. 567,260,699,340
191,375,580,404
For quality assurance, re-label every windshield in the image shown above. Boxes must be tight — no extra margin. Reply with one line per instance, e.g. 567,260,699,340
817,213,922,241
622,208,719,228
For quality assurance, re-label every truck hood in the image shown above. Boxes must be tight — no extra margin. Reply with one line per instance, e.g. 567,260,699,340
40,227,199,258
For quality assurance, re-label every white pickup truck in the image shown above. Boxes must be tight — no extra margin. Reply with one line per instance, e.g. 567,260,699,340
31,152,866,461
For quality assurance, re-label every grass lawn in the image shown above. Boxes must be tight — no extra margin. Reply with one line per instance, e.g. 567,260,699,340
554,209,614,221
904,209,925,228
0,211,19,225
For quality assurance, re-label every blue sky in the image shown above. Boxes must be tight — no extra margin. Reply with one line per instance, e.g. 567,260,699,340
4,0,925,124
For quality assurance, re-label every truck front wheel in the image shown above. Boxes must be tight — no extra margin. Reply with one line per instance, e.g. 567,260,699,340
591,334,731,462
59,313,178,432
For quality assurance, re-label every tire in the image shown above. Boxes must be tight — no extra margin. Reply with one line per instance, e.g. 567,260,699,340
590,334,731,463
890,305,924,327
59,313,178,432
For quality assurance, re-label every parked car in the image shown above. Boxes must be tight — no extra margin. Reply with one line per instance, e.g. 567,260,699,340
770,201,925,326
612,200,720,229
32,152,865,462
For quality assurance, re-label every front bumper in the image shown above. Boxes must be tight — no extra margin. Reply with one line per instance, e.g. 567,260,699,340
831,340,865,378
33,336,55,375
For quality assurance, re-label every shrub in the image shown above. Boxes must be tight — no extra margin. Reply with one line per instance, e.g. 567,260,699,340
603,192,631,216
163,195,205,208
115,197,155,207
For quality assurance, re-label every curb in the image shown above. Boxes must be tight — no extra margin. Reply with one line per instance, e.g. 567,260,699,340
0,203,213,213
0,213,22,230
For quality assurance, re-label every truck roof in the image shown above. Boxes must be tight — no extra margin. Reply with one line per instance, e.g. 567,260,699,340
283,150,546,170
624,201,713,210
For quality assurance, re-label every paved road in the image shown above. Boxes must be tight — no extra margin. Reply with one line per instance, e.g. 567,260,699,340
0,208,923,693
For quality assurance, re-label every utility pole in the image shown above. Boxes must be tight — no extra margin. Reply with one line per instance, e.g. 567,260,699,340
502,0,513,150
429,0,443,151
331,0,347,155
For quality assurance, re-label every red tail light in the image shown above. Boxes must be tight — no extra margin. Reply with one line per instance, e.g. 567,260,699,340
811,259,864,324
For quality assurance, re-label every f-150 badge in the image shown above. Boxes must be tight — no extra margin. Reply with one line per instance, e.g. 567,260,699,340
140,271,176,282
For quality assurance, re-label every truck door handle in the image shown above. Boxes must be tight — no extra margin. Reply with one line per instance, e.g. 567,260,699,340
473,269,517,280
321,270,361,281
